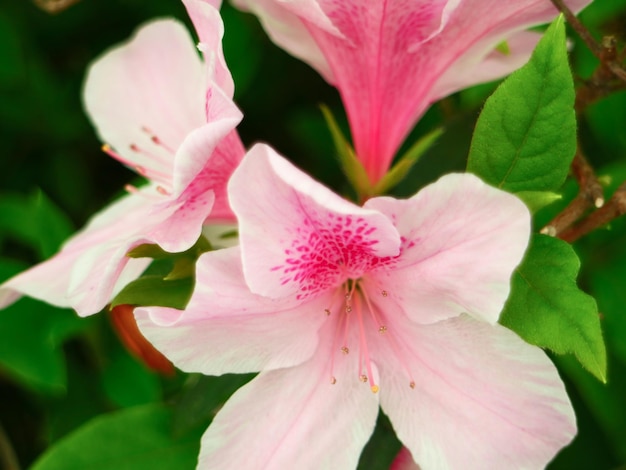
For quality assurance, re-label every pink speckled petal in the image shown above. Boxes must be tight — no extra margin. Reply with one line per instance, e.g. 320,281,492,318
136,247,327,374
228,144,401,300
197,327,379,469
364,173,530,325
377,315,576,469
83,19,207,188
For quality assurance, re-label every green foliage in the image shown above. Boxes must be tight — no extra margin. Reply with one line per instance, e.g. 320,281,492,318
467,16,576,195
111,275,194,309
31,405,203,470
500,235,606,382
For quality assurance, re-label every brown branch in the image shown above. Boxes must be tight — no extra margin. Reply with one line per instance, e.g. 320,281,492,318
550,0,602,55
550,0,626,110
559,182,626,242
576,36,626,111
541,146,604,236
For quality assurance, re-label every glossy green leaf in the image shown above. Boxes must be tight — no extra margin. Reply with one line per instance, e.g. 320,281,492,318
32,404,202,470
500,234,606,382
467,16,575,193
111,275,194,309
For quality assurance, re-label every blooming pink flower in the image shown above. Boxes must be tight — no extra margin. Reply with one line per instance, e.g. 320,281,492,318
0,0,245,316
233,0,592,184
137,144,576,469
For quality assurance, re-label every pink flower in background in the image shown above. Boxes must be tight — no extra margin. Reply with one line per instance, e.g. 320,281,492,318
233,0,592,184
137,144,576,469
0,0,245,316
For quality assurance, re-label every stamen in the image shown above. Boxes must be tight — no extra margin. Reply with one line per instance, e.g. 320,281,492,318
341,346,349,355
141,126,176,154
354,295,378,394
381,290,388,297
330,376,337,385
378,326,387,334
156,185,170,196
124,184,140,194
410,381,416,389
324,308,331,316
359,374,368,383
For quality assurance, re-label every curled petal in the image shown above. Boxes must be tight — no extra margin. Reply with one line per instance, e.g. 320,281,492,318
0,193,152,315
182,0,235,97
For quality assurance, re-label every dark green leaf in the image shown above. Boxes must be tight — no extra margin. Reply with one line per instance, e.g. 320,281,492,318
111,275,194,309
500,234,606,381
172,374,255,438
467,16,576,193
32,404,203,470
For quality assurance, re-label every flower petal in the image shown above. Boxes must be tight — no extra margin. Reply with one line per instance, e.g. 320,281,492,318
182,0,235,97
83,19,207,188
235,0,592,184
377,315,576,469
232,0,336,82
364,173,530,324
229,144,401,300
0,192,152,315
197,334,379,469
173,125,244,218
135,247,328,375
430,31,542,101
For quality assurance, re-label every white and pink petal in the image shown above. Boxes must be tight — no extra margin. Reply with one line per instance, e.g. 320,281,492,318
83,19,208,188
197,324,379,469
376,315,576,470
364,173,530,325
136,248,328,375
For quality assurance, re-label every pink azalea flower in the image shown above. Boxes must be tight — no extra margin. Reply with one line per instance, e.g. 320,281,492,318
0,0,245,316
233,0,592,184
137,144,576,468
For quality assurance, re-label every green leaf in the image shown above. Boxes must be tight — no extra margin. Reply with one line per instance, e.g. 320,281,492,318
467,16,576,193
0,191,73,259
0,259,90,393
111,275,194,309
373,127,444,195
499,234,606,382
101,345,161,408
31,404,203,470
320,104,372,197
172,374,255,438
516,190,562,213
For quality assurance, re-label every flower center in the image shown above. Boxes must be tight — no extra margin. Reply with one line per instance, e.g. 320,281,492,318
325,279,415,394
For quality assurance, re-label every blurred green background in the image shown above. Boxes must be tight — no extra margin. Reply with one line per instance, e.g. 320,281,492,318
1,0,626,468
